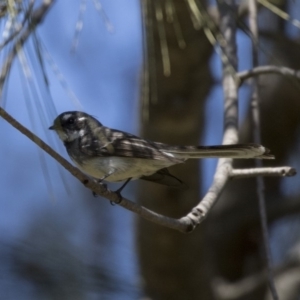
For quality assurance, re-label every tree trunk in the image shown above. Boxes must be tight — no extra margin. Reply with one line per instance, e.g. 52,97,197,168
137,1,214,299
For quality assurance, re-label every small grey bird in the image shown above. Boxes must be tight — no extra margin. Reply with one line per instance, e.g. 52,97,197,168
49,111,274,193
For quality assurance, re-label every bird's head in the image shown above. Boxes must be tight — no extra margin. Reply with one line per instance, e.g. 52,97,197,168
49,111,100,142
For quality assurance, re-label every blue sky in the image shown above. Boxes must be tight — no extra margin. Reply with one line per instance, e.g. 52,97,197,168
0,1,142,298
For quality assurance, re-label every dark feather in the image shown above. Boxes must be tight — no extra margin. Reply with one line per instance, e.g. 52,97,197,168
140,168,188,189
79,126,183,163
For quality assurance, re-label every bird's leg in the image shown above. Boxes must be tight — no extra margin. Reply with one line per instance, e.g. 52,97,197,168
92,170,132,204
111,177,132,205
115,177,132,194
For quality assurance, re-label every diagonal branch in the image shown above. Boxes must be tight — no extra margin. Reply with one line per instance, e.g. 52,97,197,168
0,107,190,232
0,107,296,233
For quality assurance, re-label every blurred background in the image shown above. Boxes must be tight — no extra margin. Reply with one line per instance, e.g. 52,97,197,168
0,0,300,299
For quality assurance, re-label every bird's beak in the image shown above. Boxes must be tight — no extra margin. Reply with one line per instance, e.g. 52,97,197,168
49,125,55,130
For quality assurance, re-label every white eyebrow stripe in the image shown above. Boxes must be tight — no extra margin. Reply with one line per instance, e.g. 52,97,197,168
62,114,72,120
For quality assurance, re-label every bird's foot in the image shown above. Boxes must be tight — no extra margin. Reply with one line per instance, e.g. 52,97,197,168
110,178,132,205
110,188,123,205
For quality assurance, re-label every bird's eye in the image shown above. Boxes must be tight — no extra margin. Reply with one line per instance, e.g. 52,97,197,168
67,117,75,125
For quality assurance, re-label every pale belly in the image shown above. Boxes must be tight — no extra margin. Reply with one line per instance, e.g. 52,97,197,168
72,156,179,182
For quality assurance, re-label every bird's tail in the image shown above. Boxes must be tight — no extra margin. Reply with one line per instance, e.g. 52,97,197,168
164,143,274,159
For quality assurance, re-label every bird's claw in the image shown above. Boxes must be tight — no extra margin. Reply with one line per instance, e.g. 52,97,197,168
110,189,123,205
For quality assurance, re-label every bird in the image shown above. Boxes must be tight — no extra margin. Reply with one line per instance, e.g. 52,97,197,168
49,111,274,194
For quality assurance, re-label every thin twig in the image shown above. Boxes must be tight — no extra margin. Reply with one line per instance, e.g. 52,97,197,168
258,0,300,30
0,0,55,95
71,0,87,52
231,167,296,178
186,0,240,84
237,65,300,83
248,0,278,298
155,0,171,76
0,0,35,51
165,0,186,49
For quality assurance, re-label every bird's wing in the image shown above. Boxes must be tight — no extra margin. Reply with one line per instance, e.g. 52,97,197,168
79,127,184,163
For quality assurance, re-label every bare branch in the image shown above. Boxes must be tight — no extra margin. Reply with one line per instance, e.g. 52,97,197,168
0,107,193,233
184,0,239,226
237,65,300,84
2,105,294,233
181,160,233,225
231,167,297,178
248,0,278,298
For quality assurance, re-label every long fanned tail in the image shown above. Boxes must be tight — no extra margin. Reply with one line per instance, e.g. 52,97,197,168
163,143,274,159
